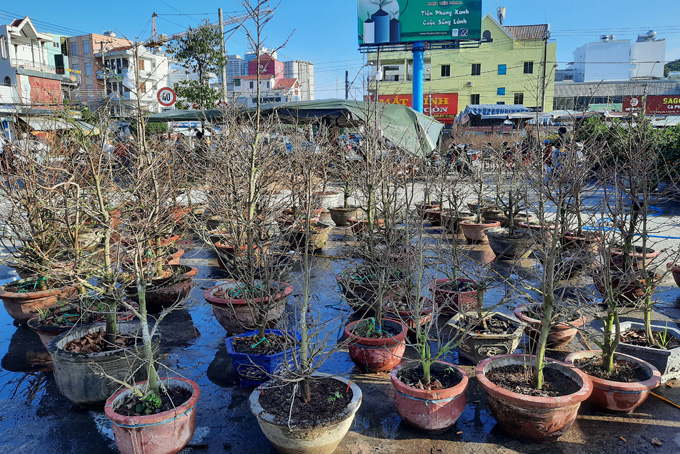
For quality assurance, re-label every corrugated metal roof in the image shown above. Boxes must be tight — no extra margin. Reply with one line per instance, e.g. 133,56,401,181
504,24,549,40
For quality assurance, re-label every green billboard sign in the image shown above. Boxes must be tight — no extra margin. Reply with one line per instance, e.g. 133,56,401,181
358,0,482,46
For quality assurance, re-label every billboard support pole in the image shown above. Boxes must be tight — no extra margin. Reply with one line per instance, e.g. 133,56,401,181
412,41,425,113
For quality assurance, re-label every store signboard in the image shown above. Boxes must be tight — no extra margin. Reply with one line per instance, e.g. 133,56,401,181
358,0,482,46
378,93,459,122
623,96,680,115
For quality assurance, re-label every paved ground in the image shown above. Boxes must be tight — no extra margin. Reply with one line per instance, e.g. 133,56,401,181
1,201,680,453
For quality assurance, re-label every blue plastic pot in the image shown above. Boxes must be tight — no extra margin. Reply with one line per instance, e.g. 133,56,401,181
225,329,300,388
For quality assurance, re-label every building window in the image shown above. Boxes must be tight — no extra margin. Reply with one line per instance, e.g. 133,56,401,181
138,59,145,71
441,64,451,77
3,76,10,86
0,36,6,60
235,79,240,87
266,81,270,88
498,64,507,75
482,30,493,42
471,94,480,104
497,102,505,105
85,63,92,76
514,93,524,104
72,63,79,72
524,62,534,74
71,42,77,56
83,41,90,54
497,87,505,96
249,81,254,89
471,63,481,76
140,82,147,94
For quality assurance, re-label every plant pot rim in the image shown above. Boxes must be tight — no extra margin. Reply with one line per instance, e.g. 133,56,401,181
475,354,592,408
0,281,75,301
204,280,293,307
486,227,532,239
225,328,301,358
390,360,469,401
249,374,362,430
345,318,407,345
451,311,523,339
564,350,661,391
382,295,435,316
513,303,586,328
105,376,200,427
328,206,361,212
428,278,478,293
460,220,501,227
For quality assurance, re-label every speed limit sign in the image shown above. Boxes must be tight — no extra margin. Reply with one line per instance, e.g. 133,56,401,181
157,87,176,107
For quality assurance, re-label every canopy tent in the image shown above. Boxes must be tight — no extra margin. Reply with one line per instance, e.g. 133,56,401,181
148,99,443,157
18,115,99,135
458,104,531,122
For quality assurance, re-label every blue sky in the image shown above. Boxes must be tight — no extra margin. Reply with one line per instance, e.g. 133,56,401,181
6,1,680,99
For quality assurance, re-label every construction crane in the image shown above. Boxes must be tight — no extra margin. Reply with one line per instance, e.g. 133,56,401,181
144,11,258,48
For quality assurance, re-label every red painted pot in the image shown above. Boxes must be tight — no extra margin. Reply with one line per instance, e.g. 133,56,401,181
213,241,270,273
204,280,293,334
349,218,385,236
424,209,444,226
611,246,659,270
476,354,592,442
0,280,78,325
415,202,440,218
669,262,680,288
382,295,435,333
345,319,407,373
428,278,480,315
514,303,586,349
128,265,197,313
391,360,468,431
564,350,661,413
105,377,200,454
459,220,501,244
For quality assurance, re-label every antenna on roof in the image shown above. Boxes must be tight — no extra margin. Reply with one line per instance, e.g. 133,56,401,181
497,7,506,25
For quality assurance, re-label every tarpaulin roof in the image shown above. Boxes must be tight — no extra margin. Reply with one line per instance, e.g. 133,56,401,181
459,104,531,117
148,99,443,156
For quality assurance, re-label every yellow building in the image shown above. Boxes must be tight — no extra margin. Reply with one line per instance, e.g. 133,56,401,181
368,14,556,119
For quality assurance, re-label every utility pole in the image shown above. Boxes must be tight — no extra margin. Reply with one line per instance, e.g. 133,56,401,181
218,8,228,103
345,70,349,100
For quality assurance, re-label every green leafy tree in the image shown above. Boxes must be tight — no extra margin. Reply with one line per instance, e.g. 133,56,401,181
167,20,226,109
664,59,680,77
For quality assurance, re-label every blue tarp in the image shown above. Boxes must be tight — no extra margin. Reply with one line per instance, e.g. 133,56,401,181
459,104,531,117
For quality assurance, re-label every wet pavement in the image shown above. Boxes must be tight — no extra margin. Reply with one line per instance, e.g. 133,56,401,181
1,220,680,454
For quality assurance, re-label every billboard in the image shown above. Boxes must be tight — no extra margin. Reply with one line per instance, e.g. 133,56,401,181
623,96,680,115
378,93,458,123
358,0,482,46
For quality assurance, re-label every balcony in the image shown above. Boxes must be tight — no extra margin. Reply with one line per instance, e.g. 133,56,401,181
11,58,57,74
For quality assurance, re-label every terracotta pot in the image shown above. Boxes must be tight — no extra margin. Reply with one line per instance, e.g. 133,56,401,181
611,246,659,270
382,295,435,334
128,265,197,313
564,350,661,412
476,354,592,441
204,280,293,334
459,220,501,244
562,232,601,254
514,303,586,350
290,222,332,252
391,361,468,431
428,278,480,315
482,208,507,227
669,262,680,287
214,241,270,273
0,279,78,325
345,319,407,373
486,227,533,259
415,202,440,217
424,209,444,226
105,377,200,454
250,375,362,454
349,218,385,236
314,191,341,210
440,211,475,235
121,247,184,269
328,206,362,226
592,272,660,307
336,272,404,314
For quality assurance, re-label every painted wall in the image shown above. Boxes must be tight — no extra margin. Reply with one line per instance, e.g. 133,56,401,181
572,40,631,82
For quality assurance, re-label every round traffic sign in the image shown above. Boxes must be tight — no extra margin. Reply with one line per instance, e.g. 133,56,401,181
157,87,176,107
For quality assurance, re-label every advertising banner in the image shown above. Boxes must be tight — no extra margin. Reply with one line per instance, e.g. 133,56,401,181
378,93,458,123
358,0,482,46
623,96,680,115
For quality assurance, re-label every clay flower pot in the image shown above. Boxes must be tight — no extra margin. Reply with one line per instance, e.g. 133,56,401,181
447,312,524,364
204,280,293,334
440,211,475,235
459,220,501,244
382,295,435,335
349,218,385,236
514,303,586,349
428,278,480,315
669,262,680,287
564,350,661,412
486,227,533,259
127,265,197,313
345,319,407,373
250,375,362,454
105,377,200,454
391,360,469,431
592,271,660,307
0,278,78,325
475,354,592,441
328,206,362,226
611,246,659,270
415,202,440,217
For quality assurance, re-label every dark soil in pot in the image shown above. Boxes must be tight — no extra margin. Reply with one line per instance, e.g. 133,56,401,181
114,386,193,417
573,356,650,382
231,332,290,355
258,377,353,426
438,280,476,293
469,314,517,335
486,365,580,397
351,320,403,338
523,305,581,325
620,329,680,349
396,362,462,390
